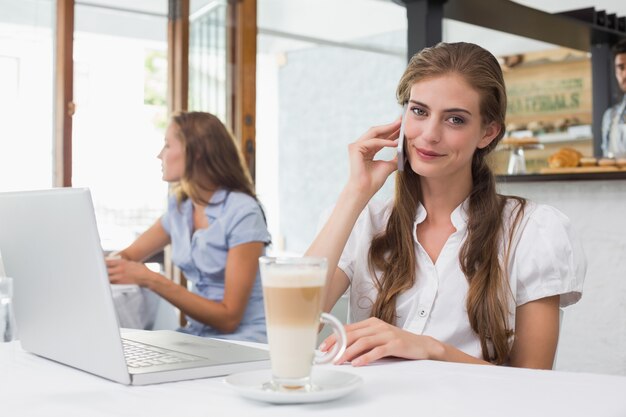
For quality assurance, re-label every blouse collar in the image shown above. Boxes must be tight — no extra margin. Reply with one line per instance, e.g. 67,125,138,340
414,197,470,232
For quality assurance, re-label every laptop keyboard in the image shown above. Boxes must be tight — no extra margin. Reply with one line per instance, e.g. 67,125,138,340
122,339,202,368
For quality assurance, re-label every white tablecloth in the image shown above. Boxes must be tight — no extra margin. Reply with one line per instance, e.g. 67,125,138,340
1,341,626,417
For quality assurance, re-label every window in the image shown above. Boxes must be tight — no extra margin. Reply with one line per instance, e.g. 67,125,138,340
189,0,227,119
71,2,169,250
0,0,54,191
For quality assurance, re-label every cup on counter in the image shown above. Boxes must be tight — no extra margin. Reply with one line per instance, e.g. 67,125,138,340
259,256,346,392
507,146,527,174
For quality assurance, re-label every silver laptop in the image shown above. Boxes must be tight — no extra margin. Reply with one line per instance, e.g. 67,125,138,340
0,187,269,385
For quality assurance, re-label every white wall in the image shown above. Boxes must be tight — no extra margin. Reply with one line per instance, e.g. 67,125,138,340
256,18,406,254
498,179,626,375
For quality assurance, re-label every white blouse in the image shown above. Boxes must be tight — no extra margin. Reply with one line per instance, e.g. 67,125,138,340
337,197,586,360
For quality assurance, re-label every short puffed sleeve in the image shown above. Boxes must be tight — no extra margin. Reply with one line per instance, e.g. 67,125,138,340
224,195,271,248
510,203,586,307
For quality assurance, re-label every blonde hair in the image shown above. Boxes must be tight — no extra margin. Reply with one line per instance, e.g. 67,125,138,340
368,42,525,364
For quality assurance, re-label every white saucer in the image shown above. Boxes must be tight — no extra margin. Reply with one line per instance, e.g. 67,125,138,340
224,368,363,404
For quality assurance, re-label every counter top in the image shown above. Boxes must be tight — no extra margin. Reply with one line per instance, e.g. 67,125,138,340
497,171,626,182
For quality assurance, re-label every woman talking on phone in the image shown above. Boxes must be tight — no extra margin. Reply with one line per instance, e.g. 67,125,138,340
106,111,271,342
308,42,585,368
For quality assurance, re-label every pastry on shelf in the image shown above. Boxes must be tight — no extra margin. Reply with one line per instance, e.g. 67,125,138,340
598,158,617,167
616,158,626,168
579,157,597,167
505,122,526,133
547,147,582,168
500,136,539,146
526,120,545,134
542,121,555,133
553,118,570,132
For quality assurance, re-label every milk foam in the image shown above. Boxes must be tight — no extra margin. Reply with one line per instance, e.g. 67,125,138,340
262,266,325,287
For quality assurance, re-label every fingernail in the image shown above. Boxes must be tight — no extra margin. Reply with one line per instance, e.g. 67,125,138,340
319,342,326,351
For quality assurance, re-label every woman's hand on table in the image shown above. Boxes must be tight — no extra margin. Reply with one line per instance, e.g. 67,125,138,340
320,317,442,366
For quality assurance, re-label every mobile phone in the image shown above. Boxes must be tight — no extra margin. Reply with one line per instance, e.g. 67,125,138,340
397,103,407,172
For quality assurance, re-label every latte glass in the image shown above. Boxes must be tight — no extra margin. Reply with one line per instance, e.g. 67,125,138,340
259,256,346,391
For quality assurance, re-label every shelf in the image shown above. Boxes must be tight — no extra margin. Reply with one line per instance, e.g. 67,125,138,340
508,125,593,144
497,171,626,182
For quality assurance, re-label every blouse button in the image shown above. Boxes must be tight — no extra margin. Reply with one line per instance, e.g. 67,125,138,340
418,309,428,318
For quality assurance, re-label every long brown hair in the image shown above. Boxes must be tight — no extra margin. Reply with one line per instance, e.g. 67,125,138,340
170,111,256,206
368,42,525,364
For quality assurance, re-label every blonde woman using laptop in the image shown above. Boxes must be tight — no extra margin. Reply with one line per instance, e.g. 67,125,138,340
106,111,270,342
310,42,585,368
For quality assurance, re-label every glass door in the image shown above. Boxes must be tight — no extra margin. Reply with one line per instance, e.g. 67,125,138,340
189,0,227,120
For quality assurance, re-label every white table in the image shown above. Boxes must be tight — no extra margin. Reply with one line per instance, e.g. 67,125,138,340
2,341,625,417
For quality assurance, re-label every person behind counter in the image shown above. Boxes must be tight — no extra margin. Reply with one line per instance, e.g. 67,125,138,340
601,39,626,158
309,42,586,369
106,111,271,342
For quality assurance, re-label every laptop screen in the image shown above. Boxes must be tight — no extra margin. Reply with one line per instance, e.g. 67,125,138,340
0,188,130,383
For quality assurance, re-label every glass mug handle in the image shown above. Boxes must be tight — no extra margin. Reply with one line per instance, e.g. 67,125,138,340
314,313,347,364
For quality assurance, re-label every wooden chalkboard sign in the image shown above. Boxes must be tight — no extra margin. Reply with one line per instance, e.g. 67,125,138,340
503,51,592,128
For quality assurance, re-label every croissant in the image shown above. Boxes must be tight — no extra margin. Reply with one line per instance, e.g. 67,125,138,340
547,148,582,168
